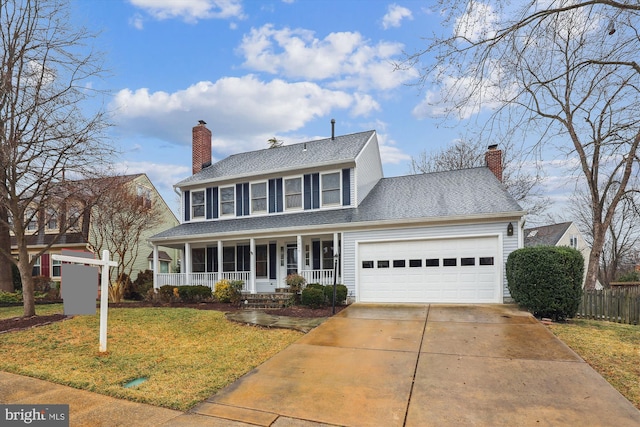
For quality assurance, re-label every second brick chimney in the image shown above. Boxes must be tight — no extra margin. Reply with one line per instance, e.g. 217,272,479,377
192,120,212,175
485,144,503,182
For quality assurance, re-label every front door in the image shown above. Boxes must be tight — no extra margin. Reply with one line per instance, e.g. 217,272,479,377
286,244,298,276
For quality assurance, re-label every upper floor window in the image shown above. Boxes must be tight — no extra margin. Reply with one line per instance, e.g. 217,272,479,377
191,190,205,219
321,172,341,205
25,209,37,231
285,178,302,210
569,235,578,249
220,186,235,216
251,182,267,214
45,208,58,231
137,185,152,208
68,205,82,230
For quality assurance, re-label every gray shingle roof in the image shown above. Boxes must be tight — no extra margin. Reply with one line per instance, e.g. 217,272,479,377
177,130,375,187
524,222,572,247
151,167,524,242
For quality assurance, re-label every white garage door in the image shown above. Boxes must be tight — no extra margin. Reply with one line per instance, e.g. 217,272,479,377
358,237,500,303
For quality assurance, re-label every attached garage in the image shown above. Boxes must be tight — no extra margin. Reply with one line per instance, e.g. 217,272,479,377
357,236,501,303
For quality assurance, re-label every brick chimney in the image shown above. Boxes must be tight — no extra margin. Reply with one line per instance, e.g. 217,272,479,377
485,144,503,182
192,120,212,175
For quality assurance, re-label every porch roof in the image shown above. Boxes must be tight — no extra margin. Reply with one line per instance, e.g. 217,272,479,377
151,167,524,243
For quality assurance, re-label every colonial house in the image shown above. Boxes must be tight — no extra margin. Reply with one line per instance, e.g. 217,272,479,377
12,173,179,285
149,122,525,304
524,221,597,288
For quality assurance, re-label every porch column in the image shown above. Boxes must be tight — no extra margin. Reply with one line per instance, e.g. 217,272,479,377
250,238,256,294
152,245,159,289
184,242,191,285
297,235,303,275
217,240,223,282
334,232,340,283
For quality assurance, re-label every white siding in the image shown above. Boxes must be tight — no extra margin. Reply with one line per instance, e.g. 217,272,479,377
343,220,521,302
354,133,383,205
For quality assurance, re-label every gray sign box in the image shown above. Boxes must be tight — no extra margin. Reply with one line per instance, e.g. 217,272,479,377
61,250,98,315
1,404,69,426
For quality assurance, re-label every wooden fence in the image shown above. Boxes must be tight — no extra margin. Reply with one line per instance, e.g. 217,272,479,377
576,286,640,325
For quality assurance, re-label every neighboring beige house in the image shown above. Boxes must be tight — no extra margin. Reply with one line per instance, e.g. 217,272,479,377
524,221,598,289
12,173,179,285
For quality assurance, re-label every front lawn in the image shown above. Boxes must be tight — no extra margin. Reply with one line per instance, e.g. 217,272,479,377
547,319,640,409
0,305,302,410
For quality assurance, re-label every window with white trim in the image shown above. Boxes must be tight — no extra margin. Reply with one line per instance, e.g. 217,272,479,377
68,206,81,230
285,178,302,209
220,186,235,216
52,258,62,277
191,190,205,219
31,255,41,276
321,172,341,205
251,182,267,214
46,208,58,231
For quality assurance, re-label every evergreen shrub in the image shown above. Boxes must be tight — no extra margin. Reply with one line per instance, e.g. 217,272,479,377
506,246,584,320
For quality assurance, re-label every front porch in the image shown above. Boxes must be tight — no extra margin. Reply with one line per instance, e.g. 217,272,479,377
152,232,342,294
155,268,340,293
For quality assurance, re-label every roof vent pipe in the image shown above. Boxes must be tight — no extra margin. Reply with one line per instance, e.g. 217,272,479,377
331,118,335,141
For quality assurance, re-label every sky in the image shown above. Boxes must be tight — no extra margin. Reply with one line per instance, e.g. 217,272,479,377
69,0,575,221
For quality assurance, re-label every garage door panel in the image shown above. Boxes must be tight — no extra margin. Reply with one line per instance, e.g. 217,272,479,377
358,237,499,303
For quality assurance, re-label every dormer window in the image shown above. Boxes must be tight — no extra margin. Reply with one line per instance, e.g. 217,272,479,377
26,209,37,231
191,190,205,219
220,186,235,216
285,178,302,210
321,172,341,205
46,208,58,230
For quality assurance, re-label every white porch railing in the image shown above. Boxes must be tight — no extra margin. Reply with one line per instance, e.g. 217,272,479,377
300,269,339,286
155,272,251,291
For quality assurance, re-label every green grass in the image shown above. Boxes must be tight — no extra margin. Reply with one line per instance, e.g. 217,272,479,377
0,306,302,410
0,303,64,319
548,319,640,409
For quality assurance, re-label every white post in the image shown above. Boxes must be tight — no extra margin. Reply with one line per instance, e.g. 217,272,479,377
99,250,110,353
250,238,256,294
297,235,303,275
152,245,159,289
217,240,223,282
184,242,191,285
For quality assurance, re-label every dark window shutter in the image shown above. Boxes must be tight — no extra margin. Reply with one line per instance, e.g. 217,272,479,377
243,183,249,216
269,243,277,280
206,188,213,219
206,247,218,272
184,191,190,222
276,178,283,212
236,184,242,216
304,174,311,210
41,253,50,278
212,187,219,218
268,179,276,213
312,173,320,209
312,240,321,270
342,168,351,206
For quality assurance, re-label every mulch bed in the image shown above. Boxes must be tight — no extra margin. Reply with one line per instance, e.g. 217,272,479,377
0,302,347,333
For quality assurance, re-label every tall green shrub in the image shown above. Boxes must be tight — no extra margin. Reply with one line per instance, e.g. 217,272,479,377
506,246,584,320
324,284,348,305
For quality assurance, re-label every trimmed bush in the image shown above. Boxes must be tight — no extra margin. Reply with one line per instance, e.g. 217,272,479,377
285,273,306,292
506,246,584,320
214,279,243,303
0,291,22,304
301,287,325,308
324,284,348,305
177,285,212,303
305,283,325,291
158,285,178,303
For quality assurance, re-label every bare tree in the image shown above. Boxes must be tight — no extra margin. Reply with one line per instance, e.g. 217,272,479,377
400,1,640,289
0,0,113,316
570,186,640,286
88,176,163,302
409,139,549,216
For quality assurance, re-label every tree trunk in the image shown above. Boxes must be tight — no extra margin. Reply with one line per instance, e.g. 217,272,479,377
18,246,36,317
0,213,13,292
585,229,605,290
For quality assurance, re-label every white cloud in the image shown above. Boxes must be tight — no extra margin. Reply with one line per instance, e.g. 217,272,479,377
376,133,411,165
238,24,417,91
128,0,245,23
129,13,145,30
454,2,499,42
382,4,413,30
110,75,367,154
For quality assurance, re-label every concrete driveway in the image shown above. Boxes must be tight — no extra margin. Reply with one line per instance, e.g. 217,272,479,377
175,304,640,426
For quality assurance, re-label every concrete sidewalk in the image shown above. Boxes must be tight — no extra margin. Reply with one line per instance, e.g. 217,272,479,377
185,304,640,426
